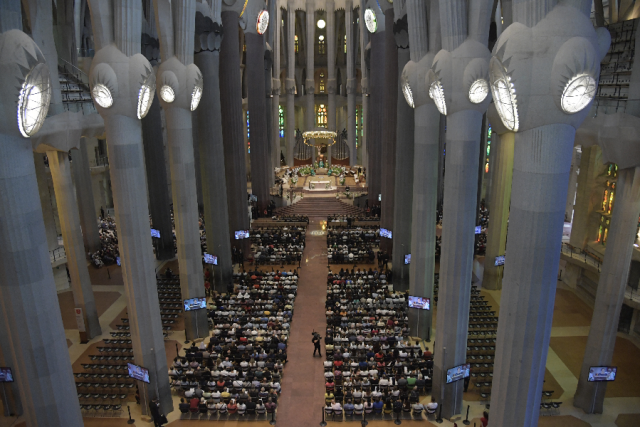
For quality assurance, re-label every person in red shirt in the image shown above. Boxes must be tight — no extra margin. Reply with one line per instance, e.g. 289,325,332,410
190,396,199,413
204,281,211,297
480,411,489,427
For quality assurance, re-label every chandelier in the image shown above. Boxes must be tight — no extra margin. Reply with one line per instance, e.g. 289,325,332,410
302,130,337,147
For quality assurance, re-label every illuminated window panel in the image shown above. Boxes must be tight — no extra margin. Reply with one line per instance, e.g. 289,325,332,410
279,105,285,138
295,35,299,53
317,104,327,128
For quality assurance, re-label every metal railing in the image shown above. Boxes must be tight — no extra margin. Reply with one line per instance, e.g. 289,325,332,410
561,243,602,272
90,156,109,168
49,247,67,263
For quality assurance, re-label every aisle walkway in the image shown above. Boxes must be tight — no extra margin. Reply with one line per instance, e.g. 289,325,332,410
276,220,328,426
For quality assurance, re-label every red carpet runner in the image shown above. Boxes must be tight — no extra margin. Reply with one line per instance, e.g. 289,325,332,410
276,220,328,426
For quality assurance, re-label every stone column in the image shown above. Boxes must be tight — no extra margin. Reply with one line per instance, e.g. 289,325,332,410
34,151,60,251
574,166,640,413
570,145,601,249
246,32,271,213
0,127,83,427
367,29,384,207
155,0,208,340
345,1,356,166
391,6,412,291
194,27,233,294
141,96,175,260
432,110,483,418
490,125,575,426
164,107,209,338
88,0,173,412
272,5,282,171
48,150,102,340
482,115,514,290
565,146,581,223
72,142,101,254
407,0,440,341
359,7,369,169
286,1,296,166
380,7,397,253
327,0,336,161
220,10,251,254
0,304,22,416
305,0,315,164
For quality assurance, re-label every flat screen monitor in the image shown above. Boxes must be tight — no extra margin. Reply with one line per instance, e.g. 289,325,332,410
404,254,411,265
127,363,150,383
475,225,482,234
380,228,392,239
588,366,617,382
203,253,218,265
446,363,470,384
408,296,430,310
0,367,14,382
150,228,161,238
184,297,207,311
116,256,121,266
234,230,250,239
494,255,505,266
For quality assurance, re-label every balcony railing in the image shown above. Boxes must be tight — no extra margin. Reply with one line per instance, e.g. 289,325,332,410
90,156,109,168
561,243,602,272
49,247,67,263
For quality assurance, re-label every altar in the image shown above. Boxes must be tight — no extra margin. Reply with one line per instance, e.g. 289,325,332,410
307,175,337,191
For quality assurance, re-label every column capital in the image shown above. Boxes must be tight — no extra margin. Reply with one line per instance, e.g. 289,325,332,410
272,78,281,95
305,79,315,94
361,77,369,95
346,78,357,95
286,78,296,94
327,78,337,95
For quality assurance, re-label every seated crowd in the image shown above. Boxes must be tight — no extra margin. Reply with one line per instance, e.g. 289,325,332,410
327,227,379,264
91,216,119,267
170,270,297,418
327,215,380,226
250,226,306,266
322,269,436,419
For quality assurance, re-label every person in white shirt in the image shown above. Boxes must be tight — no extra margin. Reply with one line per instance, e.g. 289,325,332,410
426,397,438,413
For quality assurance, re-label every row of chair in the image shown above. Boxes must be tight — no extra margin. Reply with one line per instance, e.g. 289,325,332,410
80,403,123,417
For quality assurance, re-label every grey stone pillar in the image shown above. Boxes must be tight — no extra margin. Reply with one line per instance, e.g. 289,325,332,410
570,145,601,249
141,96,175,260
565,146,581,223
103,115,173,413
48,150,102,340
0,134,83,427
164,107,209,339
0,303,22,416
391,44,412,290
246,33,271,213
367,30,384,207
88,0,173,413
34,151,59,251
327,0,336,155
380,7,397,253
432,110,483,418
345,1,356,166
195,45,233,294
359,8,369,169
482,128,514,290
272,5,282,171
72,142,101,254
490,124,576,427
574,166,640,413
305,1,315,163
286,2,296,166
407,105,440,323
407,0,440,342
220,10,251,255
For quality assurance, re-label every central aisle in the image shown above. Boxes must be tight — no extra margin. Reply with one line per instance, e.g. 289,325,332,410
276,219,328,426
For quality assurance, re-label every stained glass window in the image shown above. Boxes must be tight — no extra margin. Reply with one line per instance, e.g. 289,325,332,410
246,110,250,153
295,35,299,53
319,72,325,93
356,105,362,148
279,106,285,137
318,35,326,55
317,104,327,127
485,125,492,174
344,35,347,53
